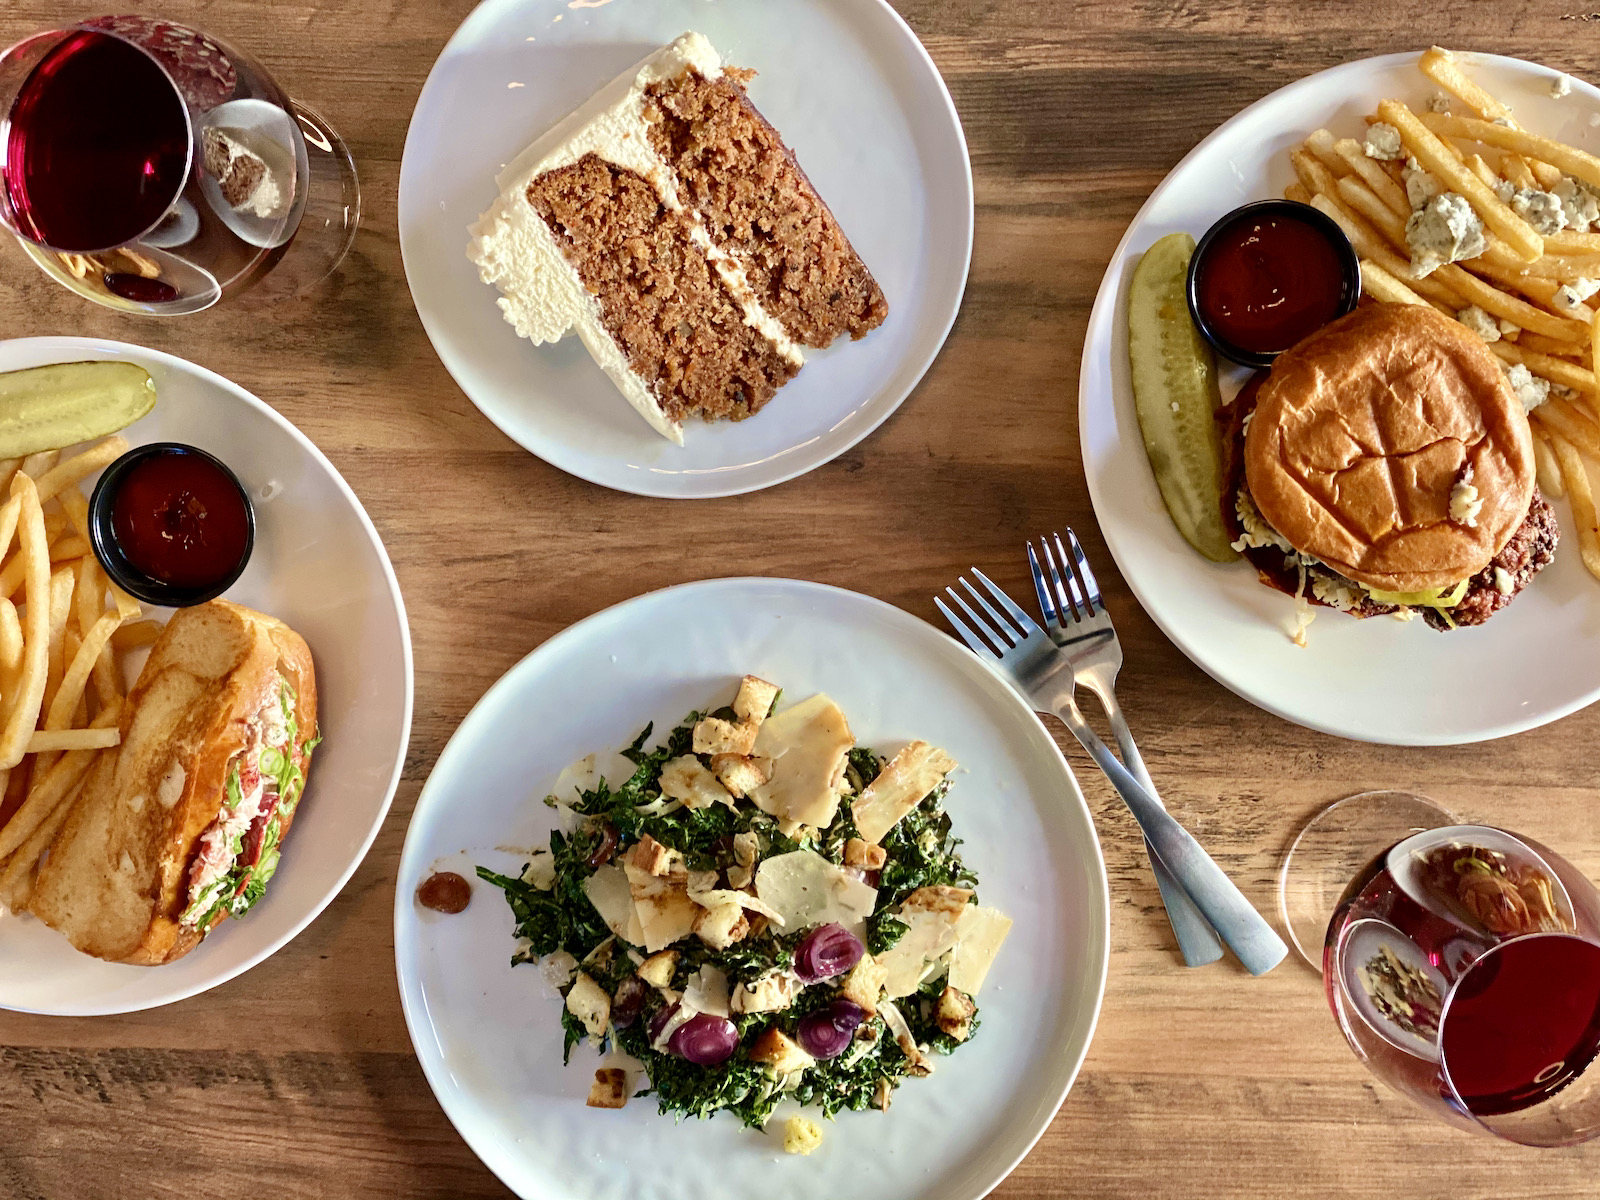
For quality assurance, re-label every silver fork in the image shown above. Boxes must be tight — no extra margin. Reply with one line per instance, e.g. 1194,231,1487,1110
936,569,1287,977
1028,530,1223,968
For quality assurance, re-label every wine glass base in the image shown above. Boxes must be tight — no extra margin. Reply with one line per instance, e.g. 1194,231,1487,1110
1278,790,1456,969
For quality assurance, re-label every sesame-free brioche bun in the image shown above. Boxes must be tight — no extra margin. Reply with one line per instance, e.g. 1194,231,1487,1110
1244,303,1535,593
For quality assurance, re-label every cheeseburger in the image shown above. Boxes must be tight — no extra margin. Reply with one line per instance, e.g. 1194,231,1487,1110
1222,303,1557,631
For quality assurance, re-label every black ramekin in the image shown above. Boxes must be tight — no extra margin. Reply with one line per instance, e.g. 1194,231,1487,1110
1184,198,1362,369
88,442,255,607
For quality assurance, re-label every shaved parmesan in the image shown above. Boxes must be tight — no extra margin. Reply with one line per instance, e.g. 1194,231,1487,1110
651,964,731,1050
754,849,877,935
624,862,699,953
584,864,644,945
659,754,736,810
950,906,1013,996
879,1000,932,1075
748,694,854,830
688,885,786,925
851,741,957,844
878,908,963,998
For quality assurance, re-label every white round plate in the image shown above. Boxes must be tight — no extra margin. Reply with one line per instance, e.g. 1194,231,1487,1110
0,337,412,1014
1081,52,1600,746
398,0,972,499
396,578,1107,1200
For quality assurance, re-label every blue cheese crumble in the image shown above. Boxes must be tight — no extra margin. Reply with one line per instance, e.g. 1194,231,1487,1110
1405,194,1486,277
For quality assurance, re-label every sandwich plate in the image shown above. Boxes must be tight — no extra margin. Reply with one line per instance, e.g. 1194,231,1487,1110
0,337,412,1015
395,578,1108,1200
398,0,972,499
1081,52,1600,746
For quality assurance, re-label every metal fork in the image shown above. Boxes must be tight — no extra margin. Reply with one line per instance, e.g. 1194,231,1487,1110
935,569,1287,976
1028,530,1223,968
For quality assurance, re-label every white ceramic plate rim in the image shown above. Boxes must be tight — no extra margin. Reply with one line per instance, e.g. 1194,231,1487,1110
1079,51,1600,746
393,577,1109,1200
397,0,973,499
0,336,414,1014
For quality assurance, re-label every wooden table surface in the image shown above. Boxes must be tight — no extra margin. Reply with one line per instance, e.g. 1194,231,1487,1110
4,1,1600,1196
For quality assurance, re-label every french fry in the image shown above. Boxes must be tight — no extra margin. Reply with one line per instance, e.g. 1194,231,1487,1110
1466,153,1501,189
1434,262,1588,341
1517,330,1589,359
1284,182,1312,205
1309,193,1466,309
0,476,51,772
18,451,56,481
35,566,75,776
48,536,90,563
1491,341,1599,396
1533,429,1566,499
43,607,126,736
1531,159,1565,191
1360,259,1431,306
1501,154,1537,191
1419,111,1600,196
24,728,119,754
1535,398,1600,460
1304,129,1348,177
58,487,90,544
0,460,20,500
1508,255,1600,281
1381,100,1544,262
0,777,83,909
1336,175,1409,249
1469,260,1600,324
1418,46,1514,121
0,600,21,679
109,618,161,653
1331,137,1412,218
0,700,117,862
1290,147,1341,200
1546,431,1600,582
32,437,127,506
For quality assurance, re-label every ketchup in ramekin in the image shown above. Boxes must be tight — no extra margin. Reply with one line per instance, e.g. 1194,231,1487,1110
1186,199,1360,367
89,443,254,606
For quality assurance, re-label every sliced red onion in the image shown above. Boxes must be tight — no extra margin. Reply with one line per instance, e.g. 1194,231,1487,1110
647,1002,680,1044
797,999,865,1059
668,1013,739,1066
794,923,865,983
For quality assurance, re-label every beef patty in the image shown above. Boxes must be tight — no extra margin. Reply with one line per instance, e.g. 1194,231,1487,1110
1422,490,1559,630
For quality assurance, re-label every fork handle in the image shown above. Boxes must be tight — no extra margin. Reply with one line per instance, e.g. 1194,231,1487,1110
1103,708,1224,967
1055,702,1287,976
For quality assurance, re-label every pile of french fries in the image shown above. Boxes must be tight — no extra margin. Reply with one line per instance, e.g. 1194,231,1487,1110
1284,46,1600,583
0,437,164,908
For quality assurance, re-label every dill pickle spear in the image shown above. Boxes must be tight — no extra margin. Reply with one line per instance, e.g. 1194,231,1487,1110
0,361,156,458
1127,233,1237,563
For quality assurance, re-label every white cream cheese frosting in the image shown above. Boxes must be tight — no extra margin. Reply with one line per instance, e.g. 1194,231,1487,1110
467,31,804,445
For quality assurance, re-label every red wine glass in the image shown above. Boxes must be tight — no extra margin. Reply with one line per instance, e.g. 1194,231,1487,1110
1282,792,1600,1146
0,15,359,314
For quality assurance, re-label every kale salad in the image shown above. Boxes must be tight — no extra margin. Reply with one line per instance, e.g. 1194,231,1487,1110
480,676,1012,1140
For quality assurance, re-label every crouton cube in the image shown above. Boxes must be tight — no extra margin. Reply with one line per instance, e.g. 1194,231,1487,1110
636,950,679,989
587,1068,629,1109
693,715,758,756
936,986,976,1042
839,953,888,1018
711,753,770,798
731,973,798,1014
565,972,611,1040
902,885,974,919
622,834,672,877
843,838,887,870
782,1114,823,1155
733,675,780,724
748,1027,816,1075
693,901,750,950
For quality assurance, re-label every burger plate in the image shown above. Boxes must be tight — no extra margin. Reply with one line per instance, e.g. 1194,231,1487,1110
1081,52,1600,746
0,337,413,1014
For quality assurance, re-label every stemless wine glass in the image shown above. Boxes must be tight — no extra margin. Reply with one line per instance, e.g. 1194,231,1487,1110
0,15,359,314
1282,791,1600,1146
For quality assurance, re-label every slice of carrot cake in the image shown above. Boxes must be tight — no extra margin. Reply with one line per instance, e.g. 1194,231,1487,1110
467,32,888,444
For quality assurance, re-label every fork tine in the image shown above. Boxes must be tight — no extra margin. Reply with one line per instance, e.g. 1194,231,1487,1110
971,568,1042,635
1063,529,1102,615
1053,531,1092,617
1027,543,1060,629
1041,534,1080,621
935,596,996,659
948,586,1014,653
958,577,1022,647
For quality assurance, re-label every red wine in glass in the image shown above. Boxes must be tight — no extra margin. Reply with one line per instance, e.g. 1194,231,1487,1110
1325,824,1600,1145
0,16,359,313
4,29,189,253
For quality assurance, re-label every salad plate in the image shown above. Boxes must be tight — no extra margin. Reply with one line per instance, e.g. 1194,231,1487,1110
398,0,971,499
0,337,413,1015
395,577,1108,1200
1080,52,1600,746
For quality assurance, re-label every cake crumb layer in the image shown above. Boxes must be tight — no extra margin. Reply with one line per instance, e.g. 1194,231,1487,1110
644,68,889,349
527,154,801,423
